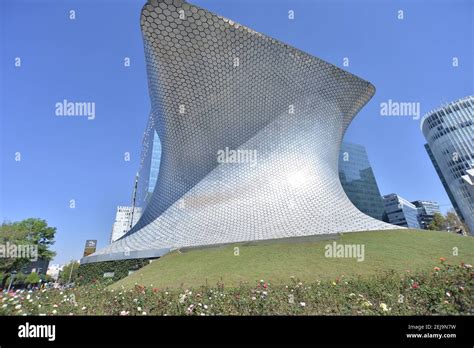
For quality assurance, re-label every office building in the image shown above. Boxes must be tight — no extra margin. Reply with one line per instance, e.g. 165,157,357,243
339,142,385,221
422,96,474,234
382,194,421,228
110,206,142,243
411,200,440,229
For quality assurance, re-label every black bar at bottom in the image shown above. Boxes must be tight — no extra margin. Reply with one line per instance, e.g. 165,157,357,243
0,315,472,346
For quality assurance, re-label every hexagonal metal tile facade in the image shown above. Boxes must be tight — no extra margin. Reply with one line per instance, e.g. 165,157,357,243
83,0,400,264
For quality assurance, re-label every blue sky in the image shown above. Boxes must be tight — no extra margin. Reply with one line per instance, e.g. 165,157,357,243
1,0,472,265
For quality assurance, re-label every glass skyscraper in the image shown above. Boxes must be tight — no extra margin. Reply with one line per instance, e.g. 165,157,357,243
411,200,440,229
422,96,474,234
382,194,421,229
136,119,162,210
148,131,161,195
339,142,385,221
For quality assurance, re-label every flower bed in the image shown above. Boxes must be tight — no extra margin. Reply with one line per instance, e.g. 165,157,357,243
1,261,471,316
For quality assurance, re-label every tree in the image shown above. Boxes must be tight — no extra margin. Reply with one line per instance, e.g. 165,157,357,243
428,212,445,231
59,261,80,284
445,209,467,234
15,218,56,260
0,218,57,288
25,272,40,285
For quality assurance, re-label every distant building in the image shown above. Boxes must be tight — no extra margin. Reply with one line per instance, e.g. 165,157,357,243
46,264,63,281
382,194,421,229
422,96,474,234
137,124,162,208
110,206,142,243
411,200,440,229
21,258,50,275
339,142,385,221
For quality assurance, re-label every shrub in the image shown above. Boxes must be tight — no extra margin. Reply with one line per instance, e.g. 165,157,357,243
0,261,471,316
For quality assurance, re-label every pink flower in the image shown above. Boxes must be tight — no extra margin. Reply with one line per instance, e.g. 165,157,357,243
411,282,420,289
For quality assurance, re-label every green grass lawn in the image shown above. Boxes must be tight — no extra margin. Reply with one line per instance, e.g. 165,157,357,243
110,230,474,290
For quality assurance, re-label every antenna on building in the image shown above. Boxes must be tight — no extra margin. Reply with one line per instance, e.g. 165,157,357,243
130,172,139,230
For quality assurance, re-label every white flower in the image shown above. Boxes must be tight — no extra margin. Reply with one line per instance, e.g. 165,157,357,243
446,292,451,297
251,296,256,301
2,304,7,308
15,304,21,310
379,303,389,312
53,304,58,308
137,307,142,312
52,310,57,314
82,306,87,310
120,311,129,316
204,305,208,309
142,311,147,315
262,291,268,296
300,302,306,307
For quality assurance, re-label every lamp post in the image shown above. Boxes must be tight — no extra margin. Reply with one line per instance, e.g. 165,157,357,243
7,271,17,293
67,262,75,285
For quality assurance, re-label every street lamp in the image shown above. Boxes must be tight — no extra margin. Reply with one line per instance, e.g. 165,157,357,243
7,271,17,293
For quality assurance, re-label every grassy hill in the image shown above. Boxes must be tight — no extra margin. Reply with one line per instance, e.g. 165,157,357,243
110,230,474,290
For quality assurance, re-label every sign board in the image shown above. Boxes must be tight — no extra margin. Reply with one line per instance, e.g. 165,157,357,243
83,240,97,257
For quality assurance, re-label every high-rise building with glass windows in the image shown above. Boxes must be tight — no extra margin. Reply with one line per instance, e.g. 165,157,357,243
339,142,385,221
411,200,440,229
382,194,421,229
110,206,143,243
422,96,474,234
148,131,162,196
136,120,162,209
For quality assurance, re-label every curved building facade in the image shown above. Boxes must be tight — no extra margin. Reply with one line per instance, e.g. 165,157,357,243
422,96,474,234
82,0,399,264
